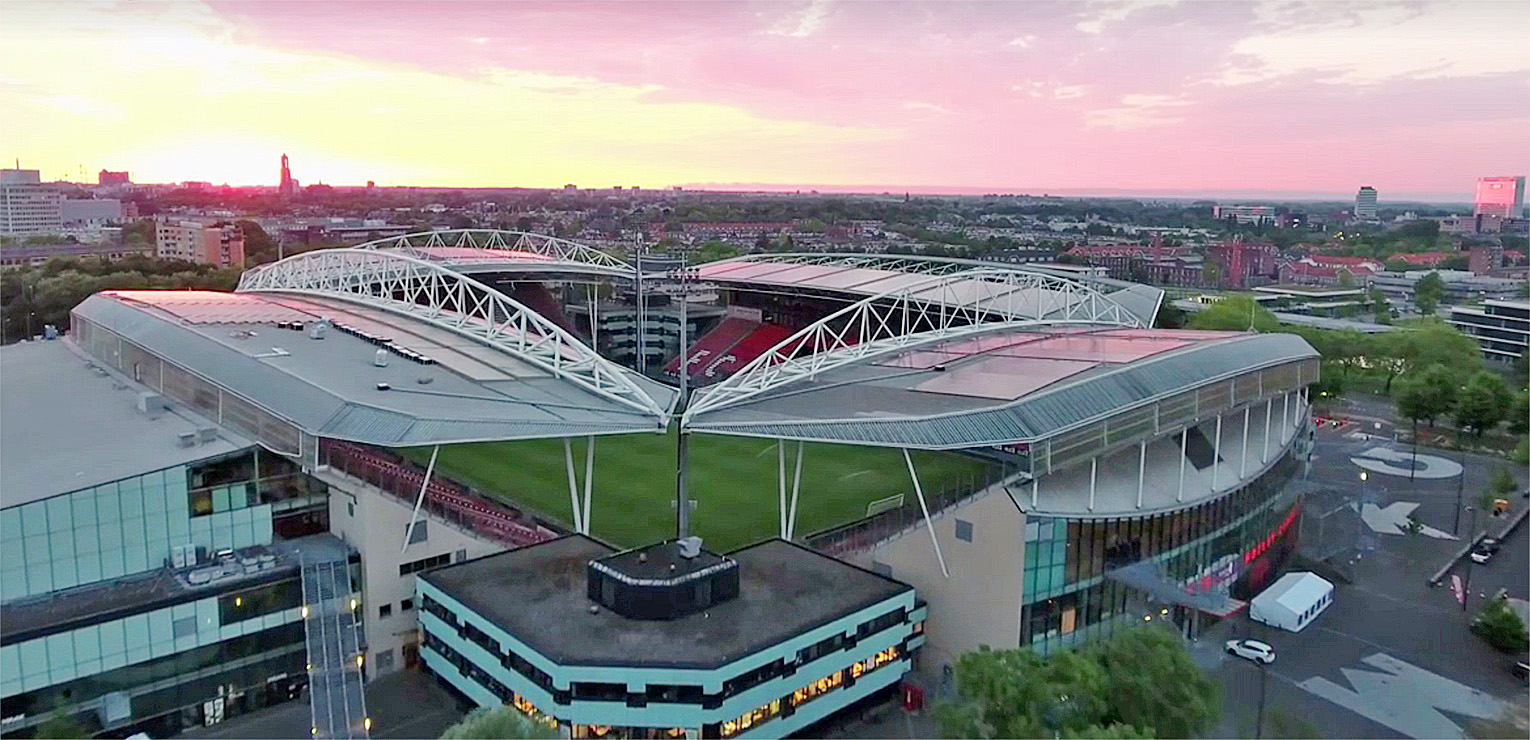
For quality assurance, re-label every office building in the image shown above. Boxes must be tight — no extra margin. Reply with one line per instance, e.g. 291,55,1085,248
98,171,131,187
418,536,921,739
155,220,246,267
1474,176,1526,219
1448,299,1530,364
1365,270,1524,309
1212,205,1277,225
61,199,124,229
1,169,64,237
1354,187,1378,221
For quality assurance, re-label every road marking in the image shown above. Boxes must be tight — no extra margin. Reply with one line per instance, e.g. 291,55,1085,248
1352,501,1458,539
1351,446,1462,480
1297,653,1506,739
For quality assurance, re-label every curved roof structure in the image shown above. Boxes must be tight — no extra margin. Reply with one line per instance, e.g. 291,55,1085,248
684,271,1317,450
68,253,676,449
350,229,634,280
694,252,1164,326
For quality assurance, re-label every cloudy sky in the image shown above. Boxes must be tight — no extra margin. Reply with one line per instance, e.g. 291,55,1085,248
2,0,1526,198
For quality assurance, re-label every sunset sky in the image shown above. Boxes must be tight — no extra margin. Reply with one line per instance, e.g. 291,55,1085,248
2,0,1527,199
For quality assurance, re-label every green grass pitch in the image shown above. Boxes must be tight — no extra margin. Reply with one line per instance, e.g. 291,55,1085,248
410,430,995,551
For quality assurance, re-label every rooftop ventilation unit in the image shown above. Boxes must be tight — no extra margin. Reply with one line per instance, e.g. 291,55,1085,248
136,392,167,417
177,432,197,448
374,349,389,367
197,427,218,444
678,536,703,559
307,320,328,340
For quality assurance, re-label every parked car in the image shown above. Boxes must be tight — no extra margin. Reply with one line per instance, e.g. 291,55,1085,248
1470,537,1502,564
1225,639,1276,664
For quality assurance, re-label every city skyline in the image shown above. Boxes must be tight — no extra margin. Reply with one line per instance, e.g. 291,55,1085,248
2,1,1528,199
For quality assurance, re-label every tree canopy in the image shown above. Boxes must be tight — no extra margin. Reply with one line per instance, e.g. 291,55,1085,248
1454,371,1512,436
439,705,560,740
1394,364,1457,427
1414,271,1445,316
936,626,1217,740
1185,296,1280,332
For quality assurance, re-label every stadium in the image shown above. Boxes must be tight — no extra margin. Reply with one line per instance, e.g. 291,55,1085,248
1,229,1318,739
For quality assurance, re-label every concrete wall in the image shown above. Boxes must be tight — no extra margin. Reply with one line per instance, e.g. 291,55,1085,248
321,471,504,680
855,487,1026,677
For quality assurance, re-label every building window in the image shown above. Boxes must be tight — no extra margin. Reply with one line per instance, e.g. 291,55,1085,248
401,598,415,611
172,616,198,639
376,648,395,673
399,553,451,576
379,603,392,619
955,519,974,542
405,521,429,544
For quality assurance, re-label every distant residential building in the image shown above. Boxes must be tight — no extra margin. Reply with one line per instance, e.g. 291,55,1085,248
1354,187,1378,221
97,169,131,186
1279,256,1380,288
1,169,64,236
60,198,124,228
0,240,153,269
1469,244,1505,276
1449,299,1529,364
683,222,795,241
155,220,246,267
1207,240,1278,288
1212,205,1277,225
1387,252,1451,268
1366,269,1523,308
1474,176,1526,219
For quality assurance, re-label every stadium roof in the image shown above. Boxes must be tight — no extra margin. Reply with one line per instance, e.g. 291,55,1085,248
0,339,253,507
694,253,1164,326
684,327,1313,449
346,228,634,280
68,254,676,449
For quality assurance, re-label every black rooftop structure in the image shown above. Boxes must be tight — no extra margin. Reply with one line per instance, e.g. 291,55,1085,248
587,537,741,620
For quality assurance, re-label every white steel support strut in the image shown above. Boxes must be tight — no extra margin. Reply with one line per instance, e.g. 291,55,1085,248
903,449,949,579
1089,457,1098,512
1263,397,1273,464
1240,406,1251,479
563,438,583,534
787,441,805,540
778,442,788,539
582,436,595,535
1177,426,1189,502
1136,440,1147,509
402,445,439,553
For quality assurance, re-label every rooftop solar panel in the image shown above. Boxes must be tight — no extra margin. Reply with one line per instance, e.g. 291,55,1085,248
912,356,1099,400
996,335,1190,363
105,290,316,325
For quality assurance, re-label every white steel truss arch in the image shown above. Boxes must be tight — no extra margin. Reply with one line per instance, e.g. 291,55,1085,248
700,251,996,276
683,267,1143,420
353,229,633,276
237,249,667,419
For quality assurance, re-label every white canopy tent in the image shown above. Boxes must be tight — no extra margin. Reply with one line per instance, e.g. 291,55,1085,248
1250,571,1333,632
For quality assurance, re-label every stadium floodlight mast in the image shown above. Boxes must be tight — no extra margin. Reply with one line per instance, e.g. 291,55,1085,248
237,248,668,420
351,228,634,275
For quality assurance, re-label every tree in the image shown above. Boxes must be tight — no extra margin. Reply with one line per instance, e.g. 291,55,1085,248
1509,391,1530,437
1369,288,1391,324
1093,627,1220,739
1414,271,1445,315
1185,296,1280,332
1062,723,1156,739
439,705,560,740
936,626,1216,740
236,219,278,266
1395,364,1457,428
1490,467,1518,501
1471,597,1529,653
32,707,89,739
1153,301,1187,329
1455,371,1512,437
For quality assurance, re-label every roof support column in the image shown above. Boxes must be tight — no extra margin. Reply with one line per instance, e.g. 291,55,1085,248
563,438,584,535
1088,457,1097,512
787,441,805,540
1263,397,1273,464
903,449,949,578
583,436,595,535
1177,426,1188,503
1212,415,1223,493
1282,392,1290,445
402,445,439,553
1031,477,1039,509
778,441,788,539
1240,406,1251,479
1136,440,1147,509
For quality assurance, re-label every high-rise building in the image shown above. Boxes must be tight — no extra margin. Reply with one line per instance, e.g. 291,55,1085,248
278,154,299,198
1474,176,1526,219
1354,186,1378,221
1,169,64,236
155,219,246,267
97,170,131,187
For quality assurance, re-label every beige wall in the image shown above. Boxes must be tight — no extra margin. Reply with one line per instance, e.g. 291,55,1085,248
855,487,1027,677
321,469,506,680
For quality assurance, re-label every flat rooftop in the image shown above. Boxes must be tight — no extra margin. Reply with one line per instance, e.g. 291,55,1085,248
595,539,730,582
421,535,910,669
0,338,253,508
1,533,352,643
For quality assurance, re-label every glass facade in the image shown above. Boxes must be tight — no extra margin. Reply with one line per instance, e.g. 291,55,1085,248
1020,453,1303,655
